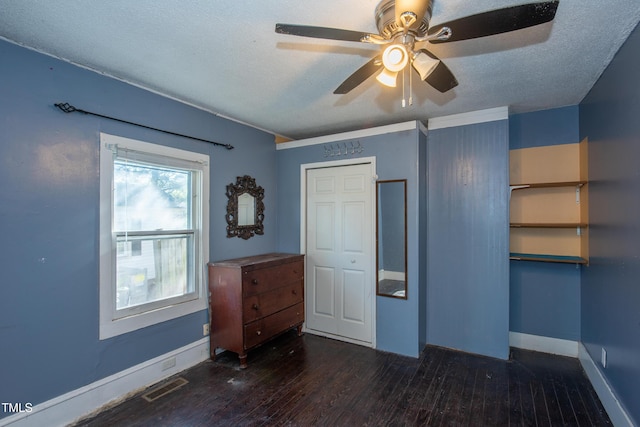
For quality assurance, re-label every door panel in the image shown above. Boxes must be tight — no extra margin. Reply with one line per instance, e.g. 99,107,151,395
343,202,365,253
342,269,365,322
305,163,373,344
343,174,366,192
313,265,335,317
315,203,335,250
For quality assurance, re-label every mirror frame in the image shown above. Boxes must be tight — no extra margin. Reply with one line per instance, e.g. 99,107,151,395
376,179,408,299
226,175,265,240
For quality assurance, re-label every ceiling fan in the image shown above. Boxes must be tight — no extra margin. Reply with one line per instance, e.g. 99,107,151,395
275,0,559,95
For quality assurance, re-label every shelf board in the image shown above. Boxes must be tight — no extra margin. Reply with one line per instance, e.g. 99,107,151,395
509,252,588,264
510,223,588,228
510,181,586,189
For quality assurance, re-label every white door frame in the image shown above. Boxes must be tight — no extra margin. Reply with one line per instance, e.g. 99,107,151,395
300,156,377,349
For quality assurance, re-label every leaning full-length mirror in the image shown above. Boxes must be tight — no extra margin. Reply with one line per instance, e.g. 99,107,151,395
376,179,407,299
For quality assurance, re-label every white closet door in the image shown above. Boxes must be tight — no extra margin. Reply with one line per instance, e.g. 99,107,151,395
305,163,374,344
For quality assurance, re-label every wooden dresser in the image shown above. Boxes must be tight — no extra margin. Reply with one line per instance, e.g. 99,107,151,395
208,253,304,368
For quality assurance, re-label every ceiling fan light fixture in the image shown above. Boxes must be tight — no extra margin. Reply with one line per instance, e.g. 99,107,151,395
377,44,409,88
412,51,440,80
381,44,409,72
376,68,399,87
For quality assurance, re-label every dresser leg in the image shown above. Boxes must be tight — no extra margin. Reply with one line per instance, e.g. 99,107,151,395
239,353,248,369
297,324,303,336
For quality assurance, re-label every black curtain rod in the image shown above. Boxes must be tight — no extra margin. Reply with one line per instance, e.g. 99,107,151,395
54,102,234,150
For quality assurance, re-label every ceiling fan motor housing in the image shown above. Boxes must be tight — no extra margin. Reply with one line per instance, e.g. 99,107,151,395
375,0,433,39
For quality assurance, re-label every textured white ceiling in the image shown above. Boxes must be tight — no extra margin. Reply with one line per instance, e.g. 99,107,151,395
1,1,639,140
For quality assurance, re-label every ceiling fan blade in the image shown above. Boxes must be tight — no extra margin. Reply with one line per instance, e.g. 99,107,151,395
414,50,458,93
428,1,559,44
334,55,382,94
275,23,374,42
395,0,431,29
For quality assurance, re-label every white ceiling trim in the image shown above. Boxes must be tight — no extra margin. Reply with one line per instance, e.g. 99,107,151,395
427,106,509,130
276,121,419,150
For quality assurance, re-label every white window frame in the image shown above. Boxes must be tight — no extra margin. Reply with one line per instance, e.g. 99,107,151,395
99,133,209,340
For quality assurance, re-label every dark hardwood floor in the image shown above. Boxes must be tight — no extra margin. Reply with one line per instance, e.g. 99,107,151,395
75,332,611,426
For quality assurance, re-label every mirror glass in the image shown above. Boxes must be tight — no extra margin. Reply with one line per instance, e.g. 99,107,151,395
237,193,256,226
376,179,407,299
226,175,264,239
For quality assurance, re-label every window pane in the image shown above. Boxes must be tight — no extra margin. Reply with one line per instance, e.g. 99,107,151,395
114,160,191,232
116,234,194,310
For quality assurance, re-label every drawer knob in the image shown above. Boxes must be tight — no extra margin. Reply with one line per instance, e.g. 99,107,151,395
252,279,258,285
256,330,262,336
292,289,297,295
252,303,259,310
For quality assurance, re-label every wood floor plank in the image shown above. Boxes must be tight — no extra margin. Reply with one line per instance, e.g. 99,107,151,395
407,347,451,425
383,348,445,424
435,356,473,426
74,332,612,427
510,358,538,426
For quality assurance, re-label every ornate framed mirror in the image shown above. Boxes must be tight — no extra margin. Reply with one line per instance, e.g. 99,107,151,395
376,179,407,299
226,175,264,239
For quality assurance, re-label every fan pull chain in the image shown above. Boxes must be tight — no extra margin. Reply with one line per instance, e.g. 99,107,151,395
401,66,413,108
402,67,406,108
409,64,413,106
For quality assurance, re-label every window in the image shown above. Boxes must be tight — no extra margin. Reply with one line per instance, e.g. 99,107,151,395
99,133,209,339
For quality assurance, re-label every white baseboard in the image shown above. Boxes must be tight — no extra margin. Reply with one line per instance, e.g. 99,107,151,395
0,338,210,427
578,343,635,427
509,331,578,357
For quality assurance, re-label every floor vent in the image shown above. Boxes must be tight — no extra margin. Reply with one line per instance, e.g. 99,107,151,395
142,377,188,402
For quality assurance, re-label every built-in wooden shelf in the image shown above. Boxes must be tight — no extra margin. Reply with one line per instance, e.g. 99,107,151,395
509,252,588,265
509,140,589,265
510,223,588,228
510,181,586,189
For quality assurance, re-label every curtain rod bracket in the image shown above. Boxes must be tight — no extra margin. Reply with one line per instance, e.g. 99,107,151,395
54,102,234,150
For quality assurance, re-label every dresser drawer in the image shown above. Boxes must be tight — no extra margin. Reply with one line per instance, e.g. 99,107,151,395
243,260,304,296
243,281,303,323
244,302,304,349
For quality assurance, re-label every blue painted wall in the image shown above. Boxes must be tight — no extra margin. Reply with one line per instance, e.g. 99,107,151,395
276,128,424,357
508,106,582,341
0,39,277,413
509,106,579,149
509,261,580,340
426,120,510,360
579,22,640,425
